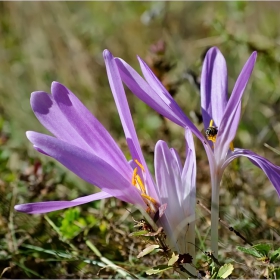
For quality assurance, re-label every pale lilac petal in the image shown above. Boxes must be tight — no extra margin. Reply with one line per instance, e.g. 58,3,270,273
154,141,184,252
115,58,185,127
223,149,280,198
103,50,158,201
115,57,205,141
155,140,195,253
31,91,90,151
181,129,196,258
121,57,215,189
170,148,183,174
137,56,175,102
103,51,145,165
182,129,196,202
117,54,217,173
15,192,112,214
33,146,50,156
155,141,182,209
201,47,228,129
51,82,130,178
26,131,145,207
115,55,215,168
215,52,257,162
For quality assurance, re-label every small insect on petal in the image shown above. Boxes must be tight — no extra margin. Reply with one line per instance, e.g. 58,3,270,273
205,119,235,150
205,119,218,143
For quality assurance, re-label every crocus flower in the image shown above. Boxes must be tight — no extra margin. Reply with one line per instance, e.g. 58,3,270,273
14,81,149,213
15,50,197,265
114,47,280,257
155,130,196,259
105,50,197,258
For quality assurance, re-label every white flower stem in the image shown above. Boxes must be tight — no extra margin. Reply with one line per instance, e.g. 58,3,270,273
211,174,220,258
187,220,196,260
185,220,196,275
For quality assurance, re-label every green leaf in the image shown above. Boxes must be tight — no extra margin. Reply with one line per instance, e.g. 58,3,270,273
129,230,149,237
210,270,218,279
253,243,271,256
217,263,234,279
168,253,179,266
237,246,262,258
59,208,88,239
270,248,280,263
21,244,72,259
137,244,159,258
271,268,280,279
146,265,172,275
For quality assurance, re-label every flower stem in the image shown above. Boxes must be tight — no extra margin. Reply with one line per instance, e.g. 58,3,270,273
211,175,220,258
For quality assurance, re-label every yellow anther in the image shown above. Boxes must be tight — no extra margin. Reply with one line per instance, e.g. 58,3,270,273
131,161,159,213
141,193,158,205
136,174,146,194
230,141,234,151
209,119,214,127
131,167,138,185
132,167,147,194
134,159,145,172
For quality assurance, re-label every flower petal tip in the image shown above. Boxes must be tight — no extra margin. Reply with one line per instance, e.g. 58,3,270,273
14,204,41,214
51,82,72,104
51,81,62,86
207,46,219,55
103,49,113,60
136,55,146,65
14,204,26,213
26,131,34,140
210,46,218,51
30,91,42,99
207,46,224,59
51,81,66,93
252,51,258,59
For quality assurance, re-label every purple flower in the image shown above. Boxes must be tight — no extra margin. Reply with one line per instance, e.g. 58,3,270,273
113,47,280,256
155,129,196,257
15,53,160,214
106,49,197,258
14,81,148,213
15,51,197,260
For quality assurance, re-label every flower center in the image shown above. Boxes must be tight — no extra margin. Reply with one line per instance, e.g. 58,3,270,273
205,119,234,151
131,160,158,213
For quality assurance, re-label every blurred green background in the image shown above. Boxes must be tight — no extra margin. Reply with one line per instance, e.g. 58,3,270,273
1,2,280,278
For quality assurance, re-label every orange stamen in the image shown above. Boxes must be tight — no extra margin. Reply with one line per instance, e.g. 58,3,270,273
131,167,138,185
141,193,158,205
134,159,145,172
131,160,159,212
136,174,146,194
